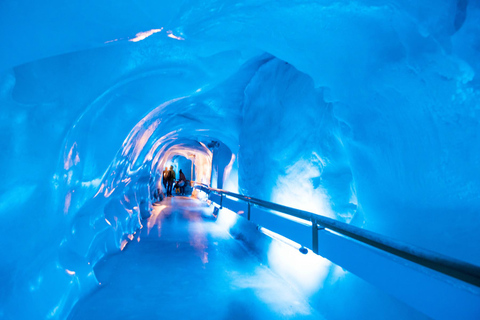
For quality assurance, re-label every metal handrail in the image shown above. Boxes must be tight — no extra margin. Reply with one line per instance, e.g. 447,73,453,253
195,184,480,288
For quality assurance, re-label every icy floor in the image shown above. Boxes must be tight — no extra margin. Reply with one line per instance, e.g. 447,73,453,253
68,197,322,320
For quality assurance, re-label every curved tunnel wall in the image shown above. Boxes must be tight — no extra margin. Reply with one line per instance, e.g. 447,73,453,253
1,1,480,318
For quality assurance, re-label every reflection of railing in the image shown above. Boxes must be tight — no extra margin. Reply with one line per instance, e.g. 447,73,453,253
194,184,480,288
189,180,206,187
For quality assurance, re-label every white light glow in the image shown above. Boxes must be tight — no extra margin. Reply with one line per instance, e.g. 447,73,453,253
65,269,75,276
166,31,185,40
271,158,335,219
214,207,238,232
259,227,302,250
266,237,331,295
129,28,163,42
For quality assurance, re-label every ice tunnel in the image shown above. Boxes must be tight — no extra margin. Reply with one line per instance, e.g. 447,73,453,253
1,0,480,319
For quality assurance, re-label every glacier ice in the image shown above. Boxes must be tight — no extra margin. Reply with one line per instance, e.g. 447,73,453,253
1,0,480,319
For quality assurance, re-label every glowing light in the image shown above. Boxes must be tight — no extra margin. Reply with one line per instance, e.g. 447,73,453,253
331,265,348,282
166,31,184,40
104,187,115,197
229,267,312,316
105,218,112,226
147,204,166,235
29,276,43,292
128,234,134,241
64,192,72,214
201,252,208,264
74,153,80,165
270,211,312,227
129,28,163,42
223,154,236,188
266,239,331,295
64,142,78,170
129,119,161,165
184,211,209,264
120,240,128,251
49,306,60,318
271,158,335,219
259,227,303,250
215,206,239,231
65,269,75,276
137,237,141,242
93,183,105,198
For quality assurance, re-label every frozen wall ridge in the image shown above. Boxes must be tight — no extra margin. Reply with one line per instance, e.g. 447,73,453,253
239,57,357,222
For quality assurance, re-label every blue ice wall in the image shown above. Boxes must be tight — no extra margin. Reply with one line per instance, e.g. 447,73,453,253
1,0,480,319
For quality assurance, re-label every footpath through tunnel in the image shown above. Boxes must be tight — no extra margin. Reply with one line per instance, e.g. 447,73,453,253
67,197,323,320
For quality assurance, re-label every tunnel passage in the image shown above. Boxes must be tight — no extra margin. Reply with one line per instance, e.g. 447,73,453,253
3,2,480,318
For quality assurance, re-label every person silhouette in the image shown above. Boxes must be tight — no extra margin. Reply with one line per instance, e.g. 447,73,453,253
162,166,168,190
166,165,175,196
178,169,187,195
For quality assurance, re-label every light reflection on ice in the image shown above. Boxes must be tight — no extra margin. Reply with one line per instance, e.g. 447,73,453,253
266,237,331,296
29,276,43,292
120,240,128,251
215,207,239,231
65,269,75,276
331,265,348,283
64,142,79,170
166,31,185,40
64,192,72,214
185,214,209,264
147,204,167,235
259,227,303,249
129,28,163,42
229,267,315,317
81,178,102,188
103,186,116,197
271,159,335,219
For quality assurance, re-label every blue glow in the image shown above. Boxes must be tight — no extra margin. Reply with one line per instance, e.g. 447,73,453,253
1,0,480,319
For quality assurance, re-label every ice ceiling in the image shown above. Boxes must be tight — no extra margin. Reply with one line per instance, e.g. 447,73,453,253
1,0,479,318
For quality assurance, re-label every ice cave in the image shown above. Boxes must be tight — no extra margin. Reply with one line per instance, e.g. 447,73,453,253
1,0,480,319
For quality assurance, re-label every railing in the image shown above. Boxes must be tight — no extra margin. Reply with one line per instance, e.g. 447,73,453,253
194,184,480,288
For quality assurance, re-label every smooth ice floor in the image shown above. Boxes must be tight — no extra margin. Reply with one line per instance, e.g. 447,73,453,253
68,197,322,320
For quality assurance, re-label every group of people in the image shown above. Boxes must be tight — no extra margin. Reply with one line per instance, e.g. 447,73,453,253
162,165,187,196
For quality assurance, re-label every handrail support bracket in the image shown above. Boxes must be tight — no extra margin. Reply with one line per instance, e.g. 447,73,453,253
312,219,319,254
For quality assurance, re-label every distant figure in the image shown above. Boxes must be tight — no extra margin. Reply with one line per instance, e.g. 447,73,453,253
167,165,176,197
178,169,187,195
162,167,169,190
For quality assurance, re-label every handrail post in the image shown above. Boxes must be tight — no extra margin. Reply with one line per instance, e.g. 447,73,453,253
312,219,319,254
219,193,223,209
247,201,251,221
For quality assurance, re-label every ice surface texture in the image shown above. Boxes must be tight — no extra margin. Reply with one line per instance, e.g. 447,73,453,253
1,0,480,319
